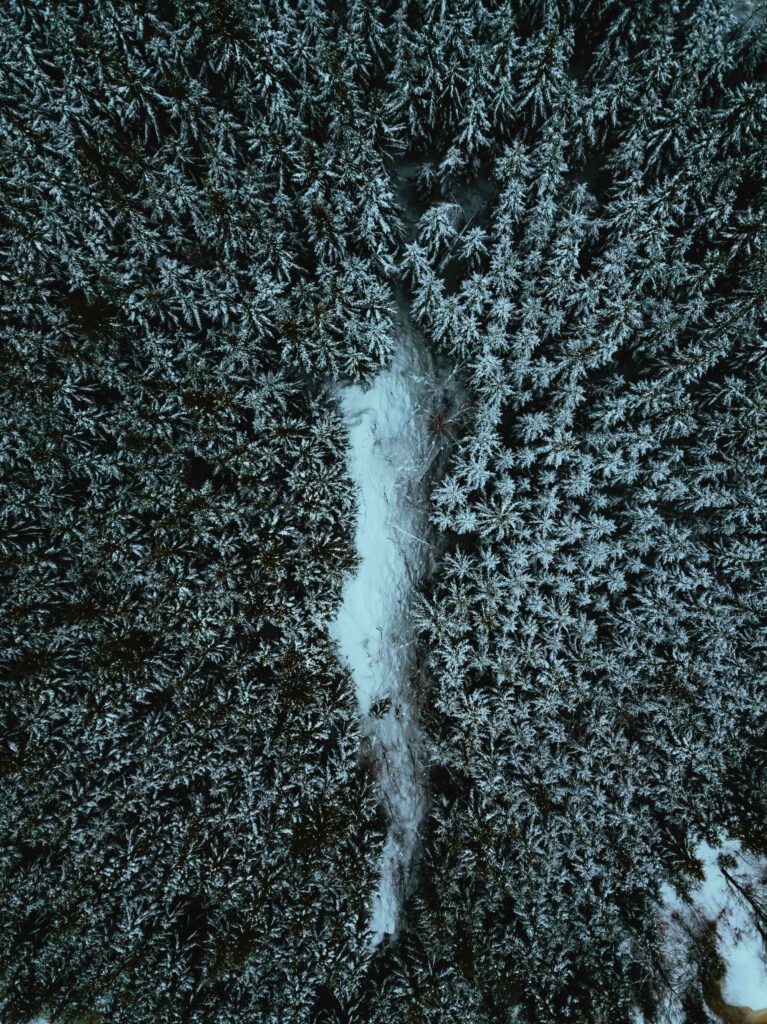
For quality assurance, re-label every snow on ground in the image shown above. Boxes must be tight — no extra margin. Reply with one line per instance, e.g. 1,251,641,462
659,838,767,1020
330,290,449,945
695,841,767,1009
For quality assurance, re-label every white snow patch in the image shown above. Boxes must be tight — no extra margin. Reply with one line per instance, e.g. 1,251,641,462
697,841,767,1008
330,293,446,945
660,838,767,1017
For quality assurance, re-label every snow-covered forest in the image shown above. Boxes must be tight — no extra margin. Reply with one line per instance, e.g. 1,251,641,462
1,2,766,1023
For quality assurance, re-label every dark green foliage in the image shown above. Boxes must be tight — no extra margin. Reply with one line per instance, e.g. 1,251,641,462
2,1,767,1022
391,1,767,1021
0,1,398,1020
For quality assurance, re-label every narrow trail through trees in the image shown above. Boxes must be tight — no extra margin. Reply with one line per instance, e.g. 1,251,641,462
329,289,446,944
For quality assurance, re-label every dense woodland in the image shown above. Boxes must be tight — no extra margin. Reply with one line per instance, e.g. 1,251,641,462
1,2,766,1023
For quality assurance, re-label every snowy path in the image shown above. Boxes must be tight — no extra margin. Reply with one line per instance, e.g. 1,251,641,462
330,293,442,944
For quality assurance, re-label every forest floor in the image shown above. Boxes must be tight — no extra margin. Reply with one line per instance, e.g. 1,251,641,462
659,839,767,1021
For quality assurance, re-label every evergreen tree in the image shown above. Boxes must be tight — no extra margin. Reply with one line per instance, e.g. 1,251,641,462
2,1,766,1022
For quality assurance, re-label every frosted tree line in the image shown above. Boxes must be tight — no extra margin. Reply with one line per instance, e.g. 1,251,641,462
1,2,766,1023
